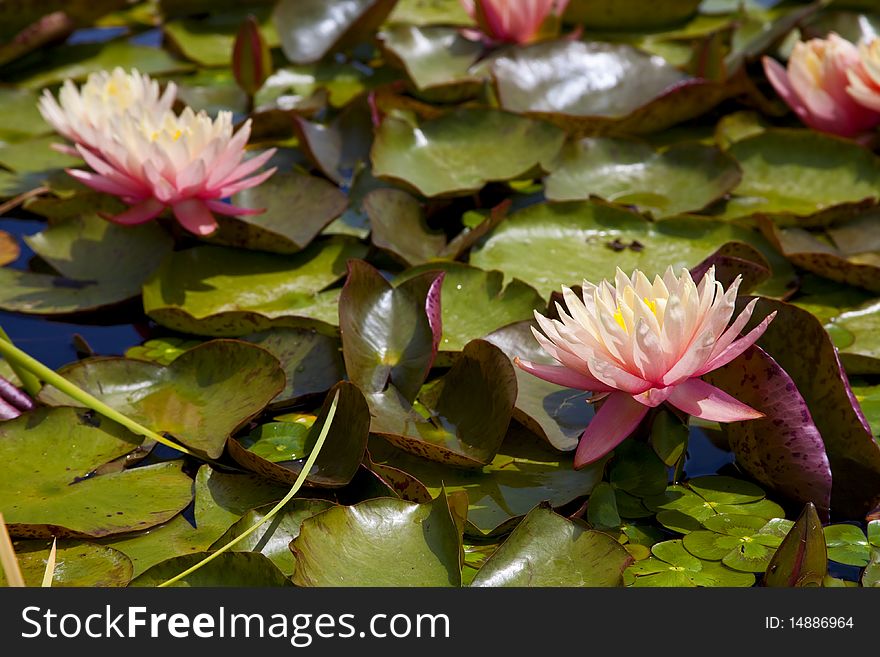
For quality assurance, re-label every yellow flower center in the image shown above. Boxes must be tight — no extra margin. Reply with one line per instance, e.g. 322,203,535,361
613,297,657,332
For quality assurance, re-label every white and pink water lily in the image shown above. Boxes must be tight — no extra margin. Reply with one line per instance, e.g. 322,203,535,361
39,69,276,236
515,267,776,468
460,0,569,45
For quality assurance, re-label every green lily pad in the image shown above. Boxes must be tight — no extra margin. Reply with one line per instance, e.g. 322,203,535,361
485,320,593,452
387,0,472,25
851,383,880,437
650,410,689,467
396,262,545,354
125,337,202,366
371,108,565,197
237,421,311,463
724,130,880,223
544,138,741,217
863,549,880,588
39,340,286,459
257,62,381,110
142,237,366,337
824,523,871,567
294,99,374,186
228,381,370,487
369,426,607,535
242,328,345,407
469,200,794,298
131,552,292,587
683,515,791,573
792,274,874,324
825,298,880,375
164,9,279,67
586,482,622,530
0,407,192,538
274,0,398,64
624,539,756,587
0,213,173,315
715,111,768,150
0,540,133,587
0,135,82,174
104,466,287,577
609,441,668,498
564,0,701,30
763,503,827,587
291,490,464,586
206,172,348,254
210,499,334,576
369,339,517,468
471,504,631,587
0,88,49,141
490,39,735,135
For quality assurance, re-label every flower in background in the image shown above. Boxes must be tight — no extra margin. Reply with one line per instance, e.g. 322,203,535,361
38,67,177,155
460,0,569,45
847,38,880,113
515,267,775,468
762,33,880,138
39,69,276,236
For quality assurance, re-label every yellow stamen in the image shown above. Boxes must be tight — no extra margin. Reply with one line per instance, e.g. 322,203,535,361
614,297,657,333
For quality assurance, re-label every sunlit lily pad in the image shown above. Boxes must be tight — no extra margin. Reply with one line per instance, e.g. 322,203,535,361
0,407,192,538
164,9,279,67
471,505,631,587
0,135,82,174
371,108,565,197
851,383,880,437
0,540,133,587
39,340,286,459
0,88,49,141
142,237,366,336
291,490,464,586
544,137,741,217
624,539,756,587
682,515,792,573
824,523,871,567
131,552,292,587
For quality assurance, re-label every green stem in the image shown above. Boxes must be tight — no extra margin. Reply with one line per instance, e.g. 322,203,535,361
0,336,196,457
0,328,42,397
157,390,339,588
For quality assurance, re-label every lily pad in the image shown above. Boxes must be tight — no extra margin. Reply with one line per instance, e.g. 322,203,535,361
703,346,833,517
724,130,880,223
39,340,286,459
0,135,82,174
0,407,192,538
207,171,348,254
396,262,545,353
763,502,827,587
371,108,565,197
471,505,631,587
164,9,279,67
469,200,795,298
0,231,19,266
142,237,366,336
228,381,370,487
564,0,702,30
273,0,398,64
0,540,133,587
682,515,792,573
624,539,756,587
387,0,472,25
294,99,375,186
130,552,292,587
0,88,49,141
544,137,741,217
851,383,880,437
824,523,871,567
291,490,464,586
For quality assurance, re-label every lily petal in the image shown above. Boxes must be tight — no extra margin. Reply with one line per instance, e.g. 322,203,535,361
574,392,650,468
666,378,764,422
514,357,613,392
172,198,218,236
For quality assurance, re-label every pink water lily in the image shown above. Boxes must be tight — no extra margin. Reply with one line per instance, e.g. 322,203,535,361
762,33,880,138
460,0,569,45
846,38,880,113
515,267,775,468
39,69,276,236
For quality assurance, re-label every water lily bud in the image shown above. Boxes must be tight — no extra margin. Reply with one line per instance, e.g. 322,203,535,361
846,38,880,113
460,0,569,45
762,33,880,138
232,15,273,98
515,267,775,468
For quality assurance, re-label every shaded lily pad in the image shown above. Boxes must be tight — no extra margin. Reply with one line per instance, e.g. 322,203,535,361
294,99,374,186
609,441,668,498
39,340,286,459
471,504,631,587
624,539,756,587
0,213,173,315
724,130,880,223
104,466,287,577
228,382,370,488
369,426,607,535
763,502,827,587
469,200,795,298
683,515,792,573
207,171,348,254
273,0,398,64
0,540,133,587
142,237,366,336
131,552,292,587
0,407,192,538
690,241,772,295
485,320,593,452
291,490,464,586
564,0,701,30
544,137,741,217
396,262,544,353
371,108,565,197
703,346,832,517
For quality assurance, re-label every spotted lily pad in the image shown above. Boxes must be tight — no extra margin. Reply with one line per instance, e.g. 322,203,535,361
142,237,366,336
544,137,741,217
131,552,292,587
471,505,632,587
469,200,794,298
39,340,286,459
624,539,756,587
291,490,465,586
0,540,133,587
683,515,792,573
371,108,565,197
0,407,192,538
